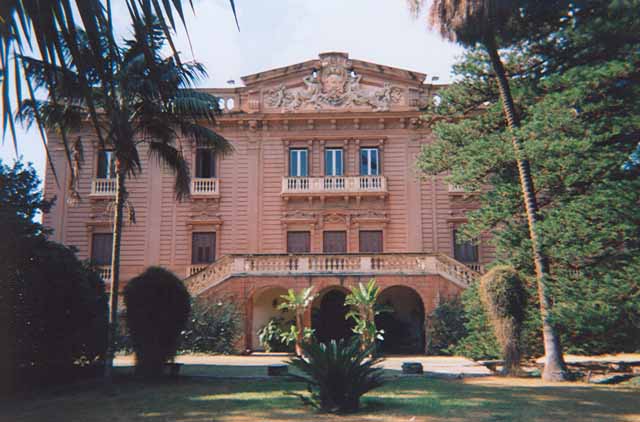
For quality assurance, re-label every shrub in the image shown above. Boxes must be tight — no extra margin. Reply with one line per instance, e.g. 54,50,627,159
288,338,385,414
344,279,388,350
257,317,294,353
426,297,467,355
180,297,242,354
124,267,191,376
479,265,527,375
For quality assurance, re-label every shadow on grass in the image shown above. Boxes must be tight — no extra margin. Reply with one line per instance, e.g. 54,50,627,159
1,374,639,422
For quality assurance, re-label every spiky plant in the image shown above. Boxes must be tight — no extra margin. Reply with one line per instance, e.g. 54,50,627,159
288,338,385,414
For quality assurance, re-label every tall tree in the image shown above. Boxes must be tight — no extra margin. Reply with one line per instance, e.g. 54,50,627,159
415,0,640,364
409,0,572,381
17,16,232,379
1,0,238,181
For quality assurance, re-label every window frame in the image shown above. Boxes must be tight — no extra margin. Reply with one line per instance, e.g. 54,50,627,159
96,149,116,179
195,146,216,179
91,232,113,266
289,148,309,177
452,228,479,263
191,232,217,265
360,147,380,176
324,148,344,176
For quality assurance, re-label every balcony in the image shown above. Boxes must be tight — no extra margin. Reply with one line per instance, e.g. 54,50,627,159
281,176,387,198
184,253,480,297
96,266,112,282
191,178,220,198
91,178,116,196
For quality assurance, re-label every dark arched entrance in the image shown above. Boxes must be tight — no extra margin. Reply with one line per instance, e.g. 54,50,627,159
312,288,355,345
376,286,425,354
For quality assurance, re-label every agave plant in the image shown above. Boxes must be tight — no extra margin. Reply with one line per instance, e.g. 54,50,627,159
288,338,385,413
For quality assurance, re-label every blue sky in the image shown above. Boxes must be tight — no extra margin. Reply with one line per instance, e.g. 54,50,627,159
0,0,463,180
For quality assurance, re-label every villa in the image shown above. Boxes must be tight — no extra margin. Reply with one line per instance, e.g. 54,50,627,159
43,52,491,353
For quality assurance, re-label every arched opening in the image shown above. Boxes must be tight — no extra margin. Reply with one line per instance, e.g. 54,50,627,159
376,286,425,354
251,287,294,351
312,287,355,345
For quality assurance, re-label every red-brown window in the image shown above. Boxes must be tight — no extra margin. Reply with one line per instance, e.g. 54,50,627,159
359,230,383,253
192,232,216,264
287,231,311,253
323,231,347,253
91,233,113,265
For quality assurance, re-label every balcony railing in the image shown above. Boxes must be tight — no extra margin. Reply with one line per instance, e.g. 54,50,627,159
91,178,117,196
184,253,480,297
282,176,387,197
191,178,220,197
96,266,112,282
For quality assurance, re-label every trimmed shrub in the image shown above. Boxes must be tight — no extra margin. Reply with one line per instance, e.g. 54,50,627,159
124,267,190,376
180,297,242,354
479,265,527,375
288,338,384,414
426,297,467,355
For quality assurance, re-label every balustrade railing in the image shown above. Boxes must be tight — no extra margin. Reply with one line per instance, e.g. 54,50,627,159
191,178,219,196
282,176,387,195
184,252,480,296
96,266,112,282
91,178,117,196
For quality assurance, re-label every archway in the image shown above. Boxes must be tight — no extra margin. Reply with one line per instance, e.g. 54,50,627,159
251,287,294,351
376,286,425,354
312,287,355,345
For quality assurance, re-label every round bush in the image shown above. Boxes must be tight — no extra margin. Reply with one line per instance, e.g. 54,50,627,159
124,267,191,376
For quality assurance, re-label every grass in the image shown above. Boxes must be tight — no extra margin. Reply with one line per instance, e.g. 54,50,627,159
2,376,639,421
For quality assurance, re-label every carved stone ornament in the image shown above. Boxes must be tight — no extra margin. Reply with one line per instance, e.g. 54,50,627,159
265,54,403,112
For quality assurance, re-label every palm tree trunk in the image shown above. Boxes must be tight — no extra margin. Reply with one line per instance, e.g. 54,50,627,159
484,36,567,382
104,163,126,381
295,312,304,356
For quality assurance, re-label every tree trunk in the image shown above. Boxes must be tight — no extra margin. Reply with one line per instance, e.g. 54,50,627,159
485,36,568,382
104,163,126,382
295,312,304,356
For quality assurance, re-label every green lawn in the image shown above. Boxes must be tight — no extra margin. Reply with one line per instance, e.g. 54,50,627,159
2,376,639,422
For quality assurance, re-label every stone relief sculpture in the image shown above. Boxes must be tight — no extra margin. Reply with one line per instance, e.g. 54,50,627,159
265,54,403,112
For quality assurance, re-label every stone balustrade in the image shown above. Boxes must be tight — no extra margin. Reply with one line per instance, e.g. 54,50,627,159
184,252,479,296
281,176,387,196
191,178,220,197
91,178,117,196
96,265,112,282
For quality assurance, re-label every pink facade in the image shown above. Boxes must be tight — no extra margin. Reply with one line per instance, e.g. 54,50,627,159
43,53,491,352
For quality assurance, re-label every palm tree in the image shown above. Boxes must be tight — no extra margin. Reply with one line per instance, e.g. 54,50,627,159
1,0,238,175
278,287,315,356
344,279,388,350
17,16,232,380
409,0,568,381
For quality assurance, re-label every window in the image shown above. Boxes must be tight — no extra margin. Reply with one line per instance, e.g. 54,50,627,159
323,231,347,253
97,150,116,179
287,231,311,253
289,149,308,177
91,233,113,265
192,232,216,264
453,228,478,263
359,230,383,253
360,147,380,176
324,148,343,176
195,147,216,178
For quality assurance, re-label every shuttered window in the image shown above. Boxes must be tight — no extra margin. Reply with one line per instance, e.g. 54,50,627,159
359,230,383,253
287,231,311,253
91,233,113,265
192,232,216,264
453,229,478,263
323,231,347,253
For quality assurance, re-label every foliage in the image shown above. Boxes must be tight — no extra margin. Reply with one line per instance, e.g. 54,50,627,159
418,0,640,356
344,279,389,349
479,266,527,375
0,161,108,393
180,297,242,354
425,298,467,356
288,338,385,414
278,287,315,354
280,325,315,348
123,267,191,376
258,318,294,353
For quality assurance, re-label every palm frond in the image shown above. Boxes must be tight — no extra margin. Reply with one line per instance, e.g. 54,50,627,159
148,140,190,200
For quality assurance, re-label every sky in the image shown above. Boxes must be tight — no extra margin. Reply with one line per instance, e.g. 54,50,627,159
0,0,463,180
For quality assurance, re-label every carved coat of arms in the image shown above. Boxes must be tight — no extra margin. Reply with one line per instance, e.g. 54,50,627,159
265,54,403,112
